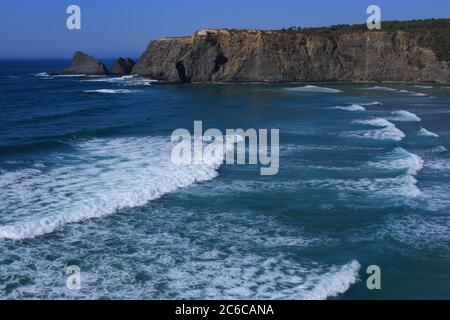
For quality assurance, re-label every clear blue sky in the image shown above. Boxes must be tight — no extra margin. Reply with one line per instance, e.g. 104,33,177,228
0,0,448,59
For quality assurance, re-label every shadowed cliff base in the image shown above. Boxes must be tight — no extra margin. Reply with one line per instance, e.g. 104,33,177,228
132,19,450,84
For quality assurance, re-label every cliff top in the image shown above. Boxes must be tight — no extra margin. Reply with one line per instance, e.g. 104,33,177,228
186,19,450,62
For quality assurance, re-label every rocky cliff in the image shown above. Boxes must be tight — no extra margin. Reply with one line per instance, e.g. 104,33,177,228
132,22,450,83
111,57,135,75
58,51,109,75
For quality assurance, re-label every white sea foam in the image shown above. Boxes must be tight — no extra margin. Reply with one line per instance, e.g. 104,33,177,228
362,86,427,96
418,128,439,138
430,146,447,153
425,159,450,172
34,72,108,79
308,174,422,197
331,104,366,111
353,118,392,127
0,197,360,300
309,148,424,197
83,89,135,94
363,86,398,92
302,260,360,300
83,75,157,86
54,74,88,77
388,110,421,122
410,92,428,97
381,215,450,251
358,101,383,106
414,85,433,89
165,257,360,300
343,118,406,141
398,89,428,97
0,136,237,240
369,148,424,175
34,72,49,77
285,85,343,93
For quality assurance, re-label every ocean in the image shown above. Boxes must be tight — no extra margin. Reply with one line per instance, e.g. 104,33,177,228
0,60,449,299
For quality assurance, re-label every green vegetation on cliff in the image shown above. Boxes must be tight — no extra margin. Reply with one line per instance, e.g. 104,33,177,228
281,18,450,61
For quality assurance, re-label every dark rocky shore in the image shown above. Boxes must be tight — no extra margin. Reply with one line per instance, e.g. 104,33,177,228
51,52,135,76
56,19,450,83
50,51,109,75
111,57,136,75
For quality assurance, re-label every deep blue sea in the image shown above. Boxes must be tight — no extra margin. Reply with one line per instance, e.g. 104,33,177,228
1,60,449,300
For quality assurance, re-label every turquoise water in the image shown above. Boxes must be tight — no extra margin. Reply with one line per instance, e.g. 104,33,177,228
0,60,449,299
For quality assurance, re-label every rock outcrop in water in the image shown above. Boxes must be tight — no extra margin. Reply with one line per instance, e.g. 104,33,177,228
111,57,135,75
132,20,450,83
54,51,109,75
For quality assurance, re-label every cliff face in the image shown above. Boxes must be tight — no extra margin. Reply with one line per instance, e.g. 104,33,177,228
132,29,450,83
111,57,135,75
62,51,109,75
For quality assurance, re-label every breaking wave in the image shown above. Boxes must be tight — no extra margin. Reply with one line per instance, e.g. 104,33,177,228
361,86,427,96
331,104,366,111
362,86,398,92
164,257,360,300
308,174,422,197
302,260,361,300
343,118,406,141
83,75,157,86
358,101,383,106
388,110,421,122
418,128,439,138
285,85,342,93
369,147,424,175
414,85,433,89
83,89,135,94
398,90,428,97
430,146,447,153
0,136,235,240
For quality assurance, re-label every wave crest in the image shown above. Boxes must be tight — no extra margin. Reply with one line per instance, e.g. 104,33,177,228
285,85,342,93
343,118,405,141
0,136,233,240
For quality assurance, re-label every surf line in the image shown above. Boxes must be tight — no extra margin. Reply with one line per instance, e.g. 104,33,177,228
171,121,280,176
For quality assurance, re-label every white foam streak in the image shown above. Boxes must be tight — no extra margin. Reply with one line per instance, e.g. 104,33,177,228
285,85,342,93
362,86,427,96
414,85,433,89
369,148,424,175
0,136,233,240
83,75,157,86
309,174,422,197
431,146,447,153
388,110,421,122
363,86,398,92
303,260,360,300
331,104,366,111
83,89,134,94
344,118,405,141
308,148,424,197
418,128,439,138
358,101,383,106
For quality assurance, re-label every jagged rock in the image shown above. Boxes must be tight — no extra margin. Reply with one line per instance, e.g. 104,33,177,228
132,37,193,81
111,57,135,75
53,51,109,75
132,26,450,83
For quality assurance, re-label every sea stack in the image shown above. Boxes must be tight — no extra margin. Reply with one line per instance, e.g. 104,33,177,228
111,57,135,75
60,51,109,75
